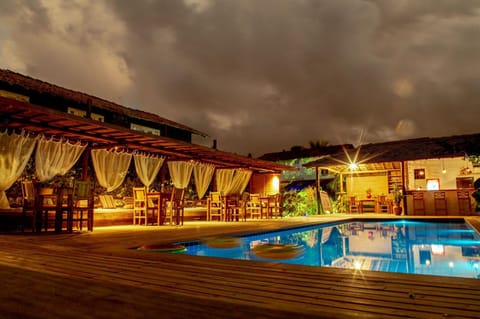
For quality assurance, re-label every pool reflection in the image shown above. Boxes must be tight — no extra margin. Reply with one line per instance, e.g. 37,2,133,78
183,220,480,279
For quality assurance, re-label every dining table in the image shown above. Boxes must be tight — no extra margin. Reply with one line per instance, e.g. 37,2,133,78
36,187,74,233
147,192,171,225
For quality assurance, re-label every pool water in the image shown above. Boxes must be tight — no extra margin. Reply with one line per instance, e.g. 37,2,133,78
181,220,480,279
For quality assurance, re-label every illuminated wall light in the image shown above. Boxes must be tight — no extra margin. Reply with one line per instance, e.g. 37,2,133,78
448,262,454,268
425,260,431,266
272,176,280,193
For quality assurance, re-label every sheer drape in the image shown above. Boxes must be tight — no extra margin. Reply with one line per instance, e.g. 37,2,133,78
0,131,36,208
215,168,252,195
134,153,165,191
167,161,194,189
215,169,235,195
91,149,132,192
35,136,86,182
229,169,252,195
193,163,215,199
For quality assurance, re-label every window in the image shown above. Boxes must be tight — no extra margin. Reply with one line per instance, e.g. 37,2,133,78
130,123,160,136
67,107,104,122
91,113,104,122
0,89,29,102
414,168,425,179
68,107,86,117
426,178,440,190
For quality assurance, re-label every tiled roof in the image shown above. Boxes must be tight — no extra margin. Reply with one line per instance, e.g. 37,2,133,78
0,69,207,136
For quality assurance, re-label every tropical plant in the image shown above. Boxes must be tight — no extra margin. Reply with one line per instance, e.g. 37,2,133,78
282,186,318,216
392,183,403,205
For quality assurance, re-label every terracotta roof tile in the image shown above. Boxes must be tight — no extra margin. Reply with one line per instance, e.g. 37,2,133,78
0,69,207,136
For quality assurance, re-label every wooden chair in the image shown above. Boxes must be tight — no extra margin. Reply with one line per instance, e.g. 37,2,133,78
99,195,116,209
72,180,94,231
35,187,58,232
207,191,224,221
434,191,447,215
457,190,472,215
56,187,74,233
348,196,360,213
412,191,425,215
21,180,36,232
146,192,161,225
165,188,185,225
133,187,148,225
267,193,283,218
229,192,249,221
246,193,262,219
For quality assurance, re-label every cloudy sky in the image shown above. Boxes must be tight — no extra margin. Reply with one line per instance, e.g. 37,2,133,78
1,0,480,157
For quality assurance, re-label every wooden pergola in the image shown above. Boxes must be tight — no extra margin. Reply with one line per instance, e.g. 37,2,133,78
0,96,294,173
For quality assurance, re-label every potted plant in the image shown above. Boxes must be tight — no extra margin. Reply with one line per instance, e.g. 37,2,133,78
392,184,403,215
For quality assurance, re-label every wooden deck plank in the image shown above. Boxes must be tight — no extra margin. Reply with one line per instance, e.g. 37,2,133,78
4,249,479,318
1,217,479,318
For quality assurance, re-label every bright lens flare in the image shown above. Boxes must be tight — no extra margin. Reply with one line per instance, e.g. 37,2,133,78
354,261,362,270
349,163,359,171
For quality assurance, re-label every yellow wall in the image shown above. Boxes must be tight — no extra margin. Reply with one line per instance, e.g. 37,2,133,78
346,173,388,199
406,157,480,190
250,173,280,195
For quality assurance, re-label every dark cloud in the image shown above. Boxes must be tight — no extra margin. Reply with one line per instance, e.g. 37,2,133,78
1,0,480,156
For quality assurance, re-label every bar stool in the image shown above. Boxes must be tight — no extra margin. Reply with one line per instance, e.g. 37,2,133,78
434,191,448,215
456,190,472,215
412,191,425,215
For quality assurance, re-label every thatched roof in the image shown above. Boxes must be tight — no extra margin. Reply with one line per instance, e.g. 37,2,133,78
304,133,480,168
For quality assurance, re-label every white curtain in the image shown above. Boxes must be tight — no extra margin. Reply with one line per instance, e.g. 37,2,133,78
167,161,194,189
91,149,132,192
35,135,86,182
215,169,235,195
215,168,253,195
193,162,215,199
134,153,165,191
0,131,37,208
229,169,253,195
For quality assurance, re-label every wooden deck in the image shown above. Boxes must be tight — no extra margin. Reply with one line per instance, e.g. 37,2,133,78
1,215,479,318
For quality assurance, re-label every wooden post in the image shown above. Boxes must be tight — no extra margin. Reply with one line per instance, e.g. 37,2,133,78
401,161,407,215
81,146,91,181
315,167,323,214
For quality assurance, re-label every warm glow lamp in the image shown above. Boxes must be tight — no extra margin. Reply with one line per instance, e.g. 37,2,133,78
272,176,280,193
349,163,358,171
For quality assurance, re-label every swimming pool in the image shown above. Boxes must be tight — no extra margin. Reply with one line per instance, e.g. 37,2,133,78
181,219,480,279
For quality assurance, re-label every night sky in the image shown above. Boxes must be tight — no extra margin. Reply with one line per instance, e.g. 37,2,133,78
1,0,480,157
